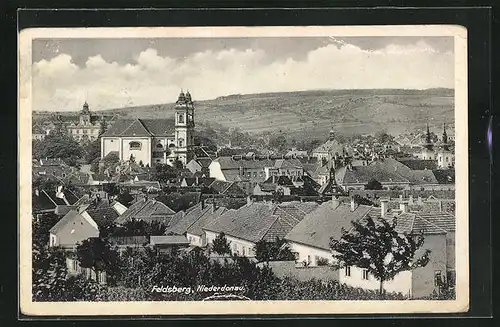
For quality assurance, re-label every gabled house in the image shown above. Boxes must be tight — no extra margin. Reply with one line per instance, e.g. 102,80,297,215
339,201,456,298
186,157,212,176
203,200,319,258
253,175,296,196
114,197,176,225
285,198,373,267
48,199,121,249
208,180,246,197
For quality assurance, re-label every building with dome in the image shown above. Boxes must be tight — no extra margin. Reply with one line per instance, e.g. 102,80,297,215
100,90,196,167
419,123,454,169
66,102,112,143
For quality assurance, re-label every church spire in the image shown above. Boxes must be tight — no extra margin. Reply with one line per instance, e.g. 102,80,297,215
424,123,433,150
442,123,449,151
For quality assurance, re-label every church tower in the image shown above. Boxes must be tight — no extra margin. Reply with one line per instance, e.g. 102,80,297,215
437,123,453,169
80,101,91,126
174,90,195,165
421,123,435,160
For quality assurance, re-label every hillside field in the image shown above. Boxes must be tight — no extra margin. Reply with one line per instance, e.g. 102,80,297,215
34,89,455,140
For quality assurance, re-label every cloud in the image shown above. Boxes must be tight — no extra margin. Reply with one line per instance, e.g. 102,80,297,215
32,40,454,111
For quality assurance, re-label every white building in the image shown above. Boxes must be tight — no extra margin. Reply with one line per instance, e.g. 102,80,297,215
100,91,196,166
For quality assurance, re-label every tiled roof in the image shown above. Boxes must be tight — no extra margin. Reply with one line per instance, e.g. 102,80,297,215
49,210,81,234
342,165,409,185
209,180,233,194
285,202,373,250
432,169,455,184
186,206,227,237
166,203,212,235
182,177,215,187
139,119,175,136
366,207,454,234
150,235,189,245
203,201,318,243
274,158,304,169
398,159,438,170
115,198,175,225
101,119,175,137
86,205,120,228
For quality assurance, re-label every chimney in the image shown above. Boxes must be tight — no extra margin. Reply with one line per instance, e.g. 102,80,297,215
246,195,253,206
408,194,414,205
399,194,403,202
350,196,356,211
239,166,244,176
201,198,205,209
35,189,39,196
380,199,388,218
399,201,409,213
196,176,199,185
212,201,217,213
417,196,423,205
439,200,443,212
331,195,340,209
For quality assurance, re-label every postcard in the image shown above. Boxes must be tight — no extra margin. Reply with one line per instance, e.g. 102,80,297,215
19,25,468,315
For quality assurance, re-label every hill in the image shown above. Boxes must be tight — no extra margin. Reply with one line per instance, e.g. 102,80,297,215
36,89,455,140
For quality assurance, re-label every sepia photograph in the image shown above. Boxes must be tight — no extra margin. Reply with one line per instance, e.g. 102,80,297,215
18,25,468,315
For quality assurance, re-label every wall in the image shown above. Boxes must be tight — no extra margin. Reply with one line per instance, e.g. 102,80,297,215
288,241,332,266
339,265,412,297
121,137,152,166
102,137,120,158
411,233,448,298
209,162,227,181
205,231,256,257
186,233,203,247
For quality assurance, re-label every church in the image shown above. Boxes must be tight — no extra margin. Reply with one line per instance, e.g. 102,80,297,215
420,123,454,169
100,90,196,167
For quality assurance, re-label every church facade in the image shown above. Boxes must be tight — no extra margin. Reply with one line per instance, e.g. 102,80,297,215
100,91,195,167
420,123,454,169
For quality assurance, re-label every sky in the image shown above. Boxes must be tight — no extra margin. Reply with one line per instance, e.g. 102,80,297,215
32,36,454,111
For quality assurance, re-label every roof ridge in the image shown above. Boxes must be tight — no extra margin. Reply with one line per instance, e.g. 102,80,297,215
137,118,156,136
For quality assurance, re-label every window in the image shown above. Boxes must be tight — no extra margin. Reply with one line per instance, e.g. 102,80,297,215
345,266,351,277
156,143,163,149
253,172,257,177
178,114,184,123
49,234,57,247
242,247,246,256
434,270,442,286
178,138,184,147
362,269,369,280
72,259,79,272
129,141,141,150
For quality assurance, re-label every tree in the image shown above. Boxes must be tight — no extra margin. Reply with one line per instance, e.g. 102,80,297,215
84,139,101,164
211,233,231,255
32,244,69,301
269,135,288,152
76,237,120,285
32,130,84,166
330,215,431,298
254,237,296,264
153,163,178,183
116,189,134,207
365,178,383,190
103,183,120,197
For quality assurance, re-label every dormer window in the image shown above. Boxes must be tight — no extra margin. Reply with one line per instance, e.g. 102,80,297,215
129,141,141,150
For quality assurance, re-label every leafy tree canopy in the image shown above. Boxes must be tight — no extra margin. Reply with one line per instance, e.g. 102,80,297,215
330,215,431,298
212,232,231,255
254,237,296,263
365,179,383,190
